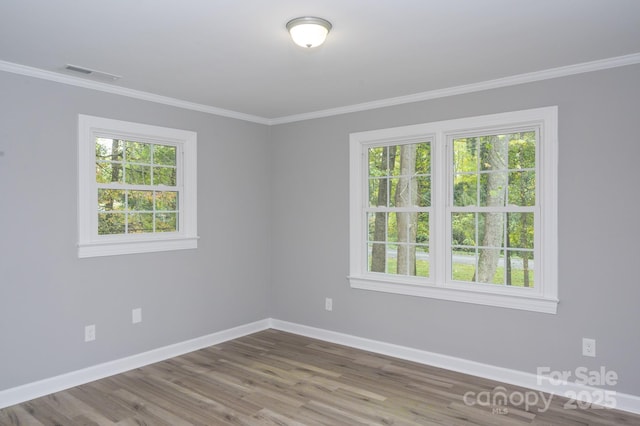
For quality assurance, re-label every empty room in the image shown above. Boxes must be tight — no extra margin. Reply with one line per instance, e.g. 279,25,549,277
1,1,640,424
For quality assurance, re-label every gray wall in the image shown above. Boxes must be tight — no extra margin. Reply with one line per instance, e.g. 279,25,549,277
0,72,271,390
2,63,639,397
270,64,640,395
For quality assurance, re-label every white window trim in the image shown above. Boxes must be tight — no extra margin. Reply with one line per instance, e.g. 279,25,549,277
349,107,558,314
78,115,198,258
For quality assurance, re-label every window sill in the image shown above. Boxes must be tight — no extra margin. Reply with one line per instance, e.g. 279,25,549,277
78,235,198,258
348,275,558,314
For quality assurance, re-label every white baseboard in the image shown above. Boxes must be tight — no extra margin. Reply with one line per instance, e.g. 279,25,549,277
270,319,640,416
0,319,271,409
2,317,639,416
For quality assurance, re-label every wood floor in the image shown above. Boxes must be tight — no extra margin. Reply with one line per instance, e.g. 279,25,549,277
1,330,639,425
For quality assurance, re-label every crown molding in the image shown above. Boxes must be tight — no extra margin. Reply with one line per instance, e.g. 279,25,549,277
0,60,270,125
2,53,639,126
269,52,640,125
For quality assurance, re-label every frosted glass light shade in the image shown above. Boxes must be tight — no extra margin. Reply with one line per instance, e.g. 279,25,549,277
286,17,332,48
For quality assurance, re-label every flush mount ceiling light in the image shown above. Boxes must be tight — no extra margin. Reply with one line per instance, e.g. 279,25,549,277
286,17,332,48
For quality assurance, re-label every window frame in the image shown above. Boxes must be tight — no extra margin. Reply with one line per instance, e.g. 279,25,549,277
349,107,558,314
78,115,198,258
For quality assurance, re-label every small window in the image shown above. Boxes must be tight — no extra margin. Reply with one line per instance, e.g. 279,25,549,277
349,107,558,313
78,115,198,257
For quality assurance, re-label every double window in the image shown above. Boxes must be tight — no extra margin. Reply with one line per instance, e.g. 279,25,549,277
78,115,198,257
349,107,558,313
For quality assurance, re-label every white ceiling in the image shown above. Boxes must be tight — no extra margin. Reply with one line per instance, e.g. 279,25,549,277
1,0,639,122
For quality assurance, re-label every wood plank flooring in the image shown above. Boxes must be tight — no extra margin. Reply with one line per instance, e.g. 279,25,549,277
1,329,639,425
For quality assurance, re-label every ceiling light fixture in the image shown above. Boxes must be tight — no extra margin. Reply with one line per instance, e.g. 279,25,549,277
286,17,332,48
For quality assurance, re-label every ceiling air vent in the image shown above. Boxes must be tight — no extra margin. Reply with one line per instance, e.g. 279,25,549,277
64,64,121,81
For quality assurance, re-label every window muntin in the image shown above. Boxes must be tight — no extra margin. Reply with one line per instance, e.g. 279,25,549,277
78,115,197,258
349,107,558,313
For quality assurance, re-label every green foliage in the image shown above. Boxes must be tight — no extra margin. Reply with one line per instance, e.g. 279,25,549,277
452,262,534,287
451,132,536,250
95,138,177,186
381,257,430,277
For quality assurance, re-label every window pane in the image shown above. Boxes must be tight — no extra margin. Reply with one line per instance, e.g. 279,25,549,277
154,144,176,166
156,191,178,211
417,212,429,245
478,212,505,249
451,213,476,247
98,212,125,235
125,141,151,163
156,212,177,232
153,166,177,186
98,189,125,211
507,212,534,249
452,251,476,281
479,172,508,207
369,242,388,273
508,171,535,206
389,146,401,176
508,132,536,170
505,250,535,288
368,212,387,242
125,165,151,185
128,190,153,211
416,245,430,277
477,248,505,284
368,178,388,207
453,174,477,206
453,138,477,173
96,162,123,184
386,245,397,274
455,133,534,208
395,212,417,243
128,213,153,233
368,147,386,177
416,176,431,207
388,177,399,207
415,142,431,174
95,138,123,161
479,135,508,171
386,212,398,242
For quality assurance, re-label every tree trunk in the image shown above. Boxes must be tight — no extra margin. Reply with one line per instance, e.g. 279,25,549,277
396,145,417,275
477,136,507,283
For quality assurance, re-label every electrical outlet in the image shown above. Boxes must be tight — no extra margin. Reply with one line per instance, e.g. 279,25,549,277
132,308,142,324
85,324,96,342
582,338,596,357
325,297,333,311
